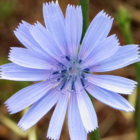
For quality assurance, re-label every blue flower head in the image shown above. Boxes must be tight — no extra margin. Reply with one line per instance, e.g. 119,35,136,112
1,1,140,140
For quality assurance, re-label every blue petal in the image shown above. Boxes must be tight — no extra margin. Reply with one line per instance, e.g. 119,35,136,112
91,45,140,72
86,73,137,94
18,88,60,131
14,21,57,63
5,80,56,114
1,63,50,81
75,78,98,132
81,35,120,69
79,10,113,60
43,1,68,55
30,22,70,67
47,93,69,140
65,4,82,60
87,83,134,112
9,47,59,70
14,21,41,51
68,93,87,140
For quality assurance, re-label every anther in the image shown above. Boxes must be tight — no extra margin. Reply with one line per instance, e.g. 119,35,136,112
83,68,90,72
52,71,59,75
60,79,67,90
81,73,85,79
57,78,61,82
61,75,66,78
65,56,70,61
78,59,82,64
80,78,89,92
71,80,75,90
61,69,67,73
67,75,72,82
80,78,85,87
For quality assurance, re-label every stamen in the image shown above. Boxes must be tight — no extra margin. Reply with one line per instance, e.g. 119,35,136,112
61,75,66,78
51,77,61,84
60,63,66,68
83,68,90,72
52,71,59,75
80,78,89,91
55,78,67,91
71,80,75,90
70,75,77,92
61,69,67,73
80,78,85,87
78,59,82,64
81,73,85,79
67,75,72,82
57,78,61,82
60,79,67,90
65,56,70,61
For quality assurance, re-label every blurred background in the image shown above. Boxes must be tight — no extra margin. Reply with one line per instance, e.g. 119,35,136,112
0,0,140,140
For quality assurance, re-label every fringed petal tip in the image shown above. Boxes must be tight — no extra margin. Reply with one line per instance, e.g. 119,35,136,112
17,123,27,133
103,11,114,21
21,20,29,25
14,22,25,31
96,10,114,21
112,102,135,112
87,126,99,133
4,98,11,107
17,121,28,132
87,74,138,95
4,102,16,115
13,20,30,34
29,21,43,32
66,3,81,10
46,136,57,140
124,108,135,113
108,34,120,47
31,21,46,32
0,69,2,78
111,100,135,113
4,103,15,115
129,87,137,94
43,0,59,7
8,47,15,56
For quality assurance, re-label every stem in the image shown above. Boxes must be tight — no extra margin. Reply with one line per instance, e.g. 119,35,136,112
78,0,89,42
116,7,140,140
28,126,37,140
0,114,27,138
78,0,100,139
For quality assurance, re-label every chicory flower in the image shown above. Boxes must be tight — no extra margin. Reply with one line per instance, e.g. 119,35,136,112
1,1,139,140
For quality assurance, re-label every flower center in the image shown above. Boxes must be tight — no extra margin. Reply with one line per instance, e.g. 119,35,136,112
71,63,79,74
50,56,89,94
